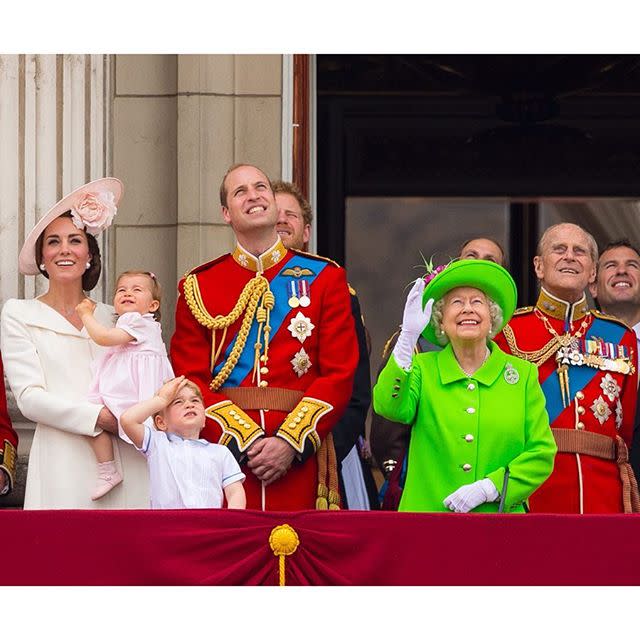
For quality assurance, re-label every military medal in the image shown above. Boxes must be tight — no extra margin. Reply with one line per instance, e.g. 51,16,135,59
600,373,621,402
288,280,300,308
590,395,612,425
288,311,315,343
579,338,634,374
299,280,311,307
615,399,623,431
504,363,519,385
291,347,312,377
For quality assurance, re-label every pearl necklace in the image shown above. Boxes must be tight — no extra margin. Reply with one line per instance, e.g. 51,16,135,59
456,346,490,377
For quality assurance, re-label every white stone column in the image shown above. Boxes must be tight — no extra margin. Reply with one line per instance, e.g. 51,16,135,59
0,54,111,305
0,56,20,305
0,54,111,468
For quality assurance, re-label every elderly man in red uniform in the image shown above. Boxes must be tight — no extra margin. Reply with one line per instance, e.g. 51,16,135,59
170,164,358,511
495,222,639,513
0,353,18,497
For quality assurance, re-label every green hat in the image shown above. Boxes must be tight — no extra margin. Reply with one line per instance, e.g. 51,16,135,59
421,258,517,345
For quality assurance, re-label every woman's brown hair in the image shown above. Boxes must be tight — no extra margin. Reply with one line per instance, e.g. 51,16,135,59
35,211,102,291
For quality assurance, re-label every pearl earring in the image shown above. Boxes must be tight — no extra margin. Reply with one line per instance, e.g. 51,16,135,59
85,261,91,270
39,263,46,271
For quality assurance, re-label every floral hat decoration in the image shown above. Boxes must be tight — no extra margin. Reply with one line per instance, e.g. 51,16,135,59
419,256,518,345
19,177,123,275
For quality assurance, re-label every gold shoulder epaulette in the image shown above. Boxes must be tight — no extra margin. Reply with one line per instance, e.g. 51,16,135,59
512,306,534,316
591,309,634,332
183,254,229,279
381,328,401,360
290,248,341,268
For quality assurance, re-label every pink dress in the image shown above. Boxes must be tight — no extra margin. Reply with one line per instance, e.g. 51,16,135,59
88,312,174,443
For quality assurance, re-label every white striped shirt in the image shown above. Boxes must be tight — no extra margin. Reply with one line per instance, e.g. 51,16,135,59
140,426,245,509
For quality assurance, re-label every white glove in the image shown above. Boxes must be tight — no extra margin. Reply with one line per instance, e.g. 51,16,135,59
443,478,499,513
392,279,434,370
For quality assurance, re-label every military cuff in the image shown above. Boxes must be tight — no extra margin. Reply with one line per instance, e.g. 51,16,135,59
277,397,333,454
0,439,16,494
205,400,264,453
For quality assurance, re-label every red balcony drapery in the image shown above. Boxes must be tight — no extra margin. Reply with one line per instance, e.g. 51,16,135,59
2,509,639,585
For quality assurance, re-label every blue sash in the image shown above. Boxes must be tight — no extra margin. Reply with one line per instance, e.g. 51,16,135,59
541,316,626,423
214,254,328,387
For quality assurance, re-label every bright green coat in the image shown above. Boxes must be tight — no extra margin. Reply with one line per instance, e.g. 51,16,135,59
373,341,556,513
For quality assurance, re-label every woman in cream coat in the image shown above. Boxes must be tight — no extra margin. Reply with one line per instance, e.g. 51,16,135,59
1,178,149,509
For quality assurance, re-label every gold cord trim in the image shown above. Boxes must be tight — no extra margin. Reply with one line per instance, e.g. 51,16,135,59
183,272,275,391
501,324,561,367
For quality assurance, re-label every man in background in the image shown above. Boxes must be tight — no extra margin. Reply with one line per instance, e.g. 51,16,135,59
590,238,640,352
273,180,378,509
589,238,640,482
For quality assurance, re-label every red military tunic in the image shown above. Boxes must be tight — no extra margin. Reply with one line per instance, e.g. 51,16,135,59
495,288,638,513
170,238,358,511
0,352,18,495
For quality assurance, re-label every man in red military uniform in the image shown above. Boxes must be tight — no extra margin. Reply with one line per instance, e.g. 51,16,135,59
495,223,639,513
170,164,358,511
0,353,18,497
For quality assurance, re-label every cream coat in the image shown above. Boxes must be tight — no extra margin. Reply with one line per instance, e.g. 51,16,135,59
1,298,149,509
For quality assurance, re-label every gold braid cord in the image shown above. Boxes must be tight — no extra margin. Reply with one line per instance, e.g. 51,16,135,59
183,272,275,391
501,324,562,367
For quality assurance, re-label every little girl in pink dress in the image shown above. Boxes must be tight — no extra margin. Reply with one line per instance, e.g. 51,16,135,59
76,270,174,500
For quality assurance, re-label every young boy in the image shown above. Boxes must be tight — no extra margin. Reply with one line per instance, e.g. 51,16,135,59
120,375,246,509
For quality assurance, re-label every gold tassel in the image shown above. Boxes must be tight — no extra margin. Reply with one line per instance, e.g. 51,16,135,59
316,433,340,510
557,364,570,408
269,524,300,586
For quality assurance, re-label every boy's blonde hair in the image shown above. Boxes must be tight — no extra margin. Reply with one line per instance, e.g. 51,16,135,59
153,379,205,427
180,380,204,403
115,270,163,321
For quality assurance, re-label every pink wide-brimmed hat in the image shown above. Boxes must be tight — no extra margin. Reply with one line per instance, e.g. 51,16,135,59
19,177,123,275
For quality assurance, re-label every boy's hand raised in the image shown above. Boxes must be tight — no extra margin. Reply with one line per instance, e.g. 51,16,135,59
156,376,187,405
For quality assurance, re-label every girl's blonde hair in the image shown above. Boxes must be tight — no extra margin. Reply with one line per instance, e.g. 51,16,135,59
115,270,163,321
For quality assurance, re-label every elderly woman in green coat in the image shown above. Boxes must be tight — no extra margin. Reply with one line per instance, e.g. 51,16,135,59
373,259,556,513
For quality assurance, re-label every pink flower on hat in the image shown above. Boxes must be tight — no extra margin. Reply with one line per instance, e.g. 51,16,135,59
418,253,452,286
423,263,447,285
70,190,117,236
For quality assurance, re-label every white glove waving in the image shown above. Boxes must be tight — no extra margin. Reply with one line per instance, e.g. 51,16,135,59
443,478,499,513
392,279,434,370
401,278,433,336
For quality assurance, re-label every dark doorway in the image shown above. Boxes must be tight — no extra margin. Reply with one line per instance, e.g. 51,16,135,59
316,54,640,363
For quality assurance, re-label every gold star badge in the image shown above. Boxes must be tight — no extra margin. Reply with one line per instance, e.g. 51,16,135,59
291,348,312,377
